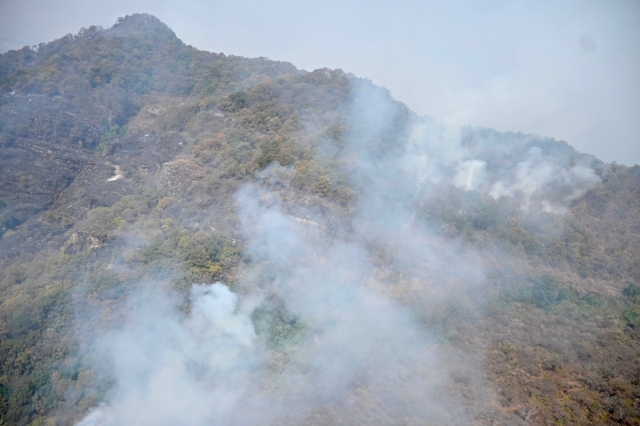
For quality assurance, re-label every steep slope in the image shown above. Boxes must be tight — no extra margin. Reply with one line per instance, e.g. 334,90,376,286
0,13,298,237
0,14,639,426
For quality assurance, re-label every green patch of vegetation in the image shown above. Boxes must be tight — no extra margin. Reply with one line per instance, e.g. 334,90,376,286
531,276,559,308
622,283,640,299
253,302,308,351
623,310,640,327
500,342,516,355
0,199,20,238
137,229,240,285
95,124,127,152
77,187,163,235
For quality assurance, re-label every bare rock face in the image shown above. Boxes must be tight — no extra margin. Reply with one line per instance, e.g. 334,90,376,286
62,231,107,254
158,158,206,194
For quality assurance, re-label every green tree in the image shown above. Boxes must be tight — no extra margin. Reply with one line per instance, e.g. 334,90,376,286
622,283,640,298
531,275,558,308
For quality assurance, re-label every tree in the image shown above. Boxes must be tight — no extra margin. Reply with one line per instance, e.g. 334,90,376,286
531,275,558,308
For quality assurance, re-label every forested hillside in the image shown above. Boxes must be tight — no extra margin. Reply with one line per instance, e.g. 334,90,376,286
0,14,639,426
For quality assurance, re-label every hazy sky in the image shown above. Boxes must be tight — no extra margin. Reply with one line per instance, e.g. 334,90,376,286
1,0,638,165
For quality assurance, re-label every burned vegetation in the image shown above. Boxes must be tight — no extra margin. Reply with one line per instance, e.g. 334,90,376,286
0,13,639,426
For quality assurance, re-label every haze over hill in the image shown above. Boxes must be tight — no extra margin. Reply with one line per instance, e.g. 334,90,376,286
0,14,639,426
1,0,639,166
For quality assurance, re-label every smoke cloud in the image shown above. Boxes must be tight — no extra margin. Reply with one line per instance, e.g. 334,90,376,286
78,283,267,425
488,146,602,212
454,160,487,191
77,79,603,425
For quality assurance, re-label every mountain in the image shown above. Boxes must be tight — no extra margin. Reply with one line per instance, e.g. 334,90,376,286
0,14,639,426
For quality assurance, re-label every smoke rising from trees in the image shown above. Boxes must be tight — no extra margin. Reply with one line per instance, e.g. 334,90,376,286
77,80,602,425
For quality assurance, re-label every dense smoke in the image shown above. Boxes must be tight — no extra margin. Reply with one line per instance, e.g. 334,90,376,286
487,146,601,213
78,284,267,425
77,80,602,425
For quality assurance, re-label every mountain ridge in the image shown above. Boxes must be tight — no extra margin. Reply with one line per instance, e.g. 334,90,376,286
0,14,639,426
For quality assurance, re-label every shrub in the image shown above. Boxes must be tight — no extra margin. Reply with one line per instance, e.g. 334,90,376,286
500,343,516,354
622,283,640,299
582,294,605,308
531,275,558,308
623,310,640,327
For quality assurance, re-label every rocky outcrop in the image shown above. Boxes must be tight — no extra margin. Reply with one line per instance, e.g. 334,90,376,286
158,158,206,194
62,231,107,254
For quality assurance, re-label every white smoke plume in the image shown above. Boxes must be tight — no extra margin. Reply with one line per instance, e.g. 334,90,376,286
78,284,268,426
77,78,603,425
236,182,469,422
454,160,487,191
488,146,601,212
398,120,602,213
77,178,480,424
